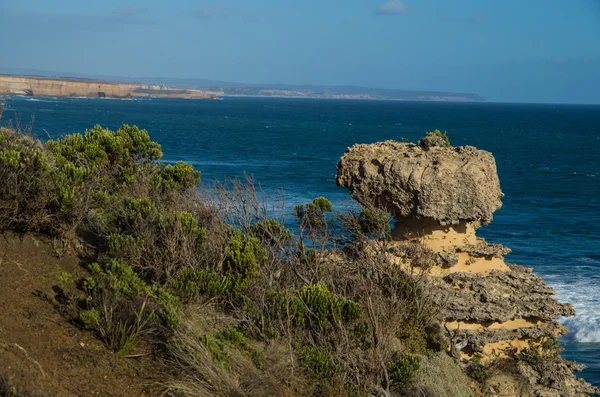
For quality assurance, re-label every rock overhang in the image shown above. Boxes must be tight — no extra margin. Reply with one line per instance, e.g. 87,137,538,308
336,141,504,226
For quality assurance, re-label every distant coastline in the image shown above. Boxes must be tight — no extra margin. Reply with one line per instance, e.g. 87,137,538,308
0,74,216,100
0,70,485,102
219,93,482,102
195,86,485,102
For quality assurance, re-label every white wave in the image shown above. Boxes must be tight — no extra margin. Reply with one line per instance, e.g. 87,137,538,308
548,274,600,343
562,315,600,343
576,256,600,264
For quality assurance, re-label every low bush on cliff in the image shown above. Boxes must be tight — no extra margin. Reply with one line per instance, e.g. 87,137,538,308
0,126,455,396
418,129,451,149
0,128,54,232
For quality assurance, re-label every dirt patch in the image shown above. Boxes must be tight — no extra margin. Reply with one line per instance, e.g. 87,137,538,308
0,233,160,396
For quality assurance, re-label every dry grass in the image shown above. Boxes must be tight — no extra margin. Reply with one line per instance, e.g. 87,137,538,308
163,305,286,397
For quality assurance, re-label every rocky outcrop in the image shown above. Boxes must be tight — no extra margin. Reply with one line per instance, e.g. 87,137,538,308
0,75,216,99
336,141,503,225
337,139,599,396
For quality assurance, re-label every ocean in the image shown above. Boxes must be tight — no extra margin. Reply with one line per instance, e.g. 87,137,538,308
3,96,599,387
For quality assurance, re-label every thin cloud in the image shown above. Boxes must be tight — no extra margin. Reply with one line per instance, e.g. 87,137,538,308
193,8,235,19
112,6,147,17
375,1,408,16
441,14,486,23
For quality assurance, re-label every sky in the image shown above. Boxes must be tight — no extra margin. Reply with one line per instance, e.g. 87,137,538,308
0,0,599,103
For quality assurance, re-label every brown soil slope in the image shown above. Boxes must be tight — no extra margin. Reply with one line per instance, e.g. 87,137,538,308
0,233,158,397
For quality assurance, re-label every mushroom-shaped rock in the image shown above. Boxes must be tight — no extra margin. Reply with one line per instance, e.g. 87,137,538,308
336,140,503,225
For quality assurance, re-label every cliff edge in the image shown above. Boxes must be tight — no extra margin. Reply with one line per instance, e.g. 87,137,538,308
0,75,216,99
337,137,598,396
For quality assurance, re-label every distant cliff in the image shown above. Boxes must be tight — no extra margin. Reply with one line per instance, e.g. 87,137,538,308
0,75,216,99
136,78,485,102
208,87,485,102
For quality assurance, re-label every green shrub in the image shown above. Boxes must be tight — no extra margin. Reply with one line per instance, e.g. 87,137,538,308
466,361,490,384
170,268,233,301
516,339,561,366
396,319,429,355
202,335,230,366
312,197,333,212
389,354,421,386
358,207,391,237
0,126,450,395
151,286,182,329
216,329,265,369
47,124,162,174
80,259,182,352
417,129,451,149
153,161,201,192
223,228,266,288
83,259,147,297
299,346,338,379
280,282,361,328
169,229,265,302
248,218,293,246
79,308,101,328
0,128,53,231
294,197,333,230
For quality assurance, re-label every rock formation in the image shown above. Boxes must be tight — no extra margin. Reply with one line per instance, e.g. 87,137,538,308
337,139,598,396
0,75,216,99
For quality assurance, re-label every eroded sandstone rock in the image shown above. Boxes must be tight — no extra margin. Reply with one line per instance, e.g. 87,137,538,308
336,138,599,396
336,141,503,225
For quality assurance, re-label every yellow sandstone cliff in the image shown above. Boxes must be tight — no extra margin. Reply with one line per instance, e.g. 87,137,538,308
0,75,215,99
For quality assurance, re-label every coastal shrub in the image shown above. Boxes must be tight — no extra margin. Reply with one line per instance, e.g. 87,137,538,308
223,228,266,285
286,282,361,327
357,207,391,238
90,196,208,285
46,124,162,175
299,346,338,379
44,125,163,232
0,128,54,232
170,268,233,302
517,338,561,368
80,259,155,354
216,329,265,369
418,129,451,149
153,161,201,192
79,259,182,353
293,196,333,231
0,127,450,395
389,354,422,386
167,228,267,303
248,218,293,246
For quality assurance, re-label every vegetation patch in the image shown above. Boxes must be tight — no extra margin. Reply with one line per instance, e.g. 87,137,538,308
0,126,468,396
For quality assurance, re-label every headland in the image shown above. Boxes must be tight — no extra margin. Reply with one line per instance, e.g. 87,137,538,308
0,74,216,99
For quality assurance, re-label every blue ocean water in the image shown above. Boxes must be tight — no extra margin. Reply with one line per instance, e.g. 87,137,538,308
3,96,600,386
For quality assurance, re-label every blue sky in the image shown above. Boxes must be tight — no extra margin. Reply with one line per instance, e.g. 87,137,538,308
0,0,599,103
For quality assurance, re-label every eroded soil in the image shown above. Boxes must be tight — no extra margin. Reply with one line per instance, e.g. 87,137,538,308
0,233,160,396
